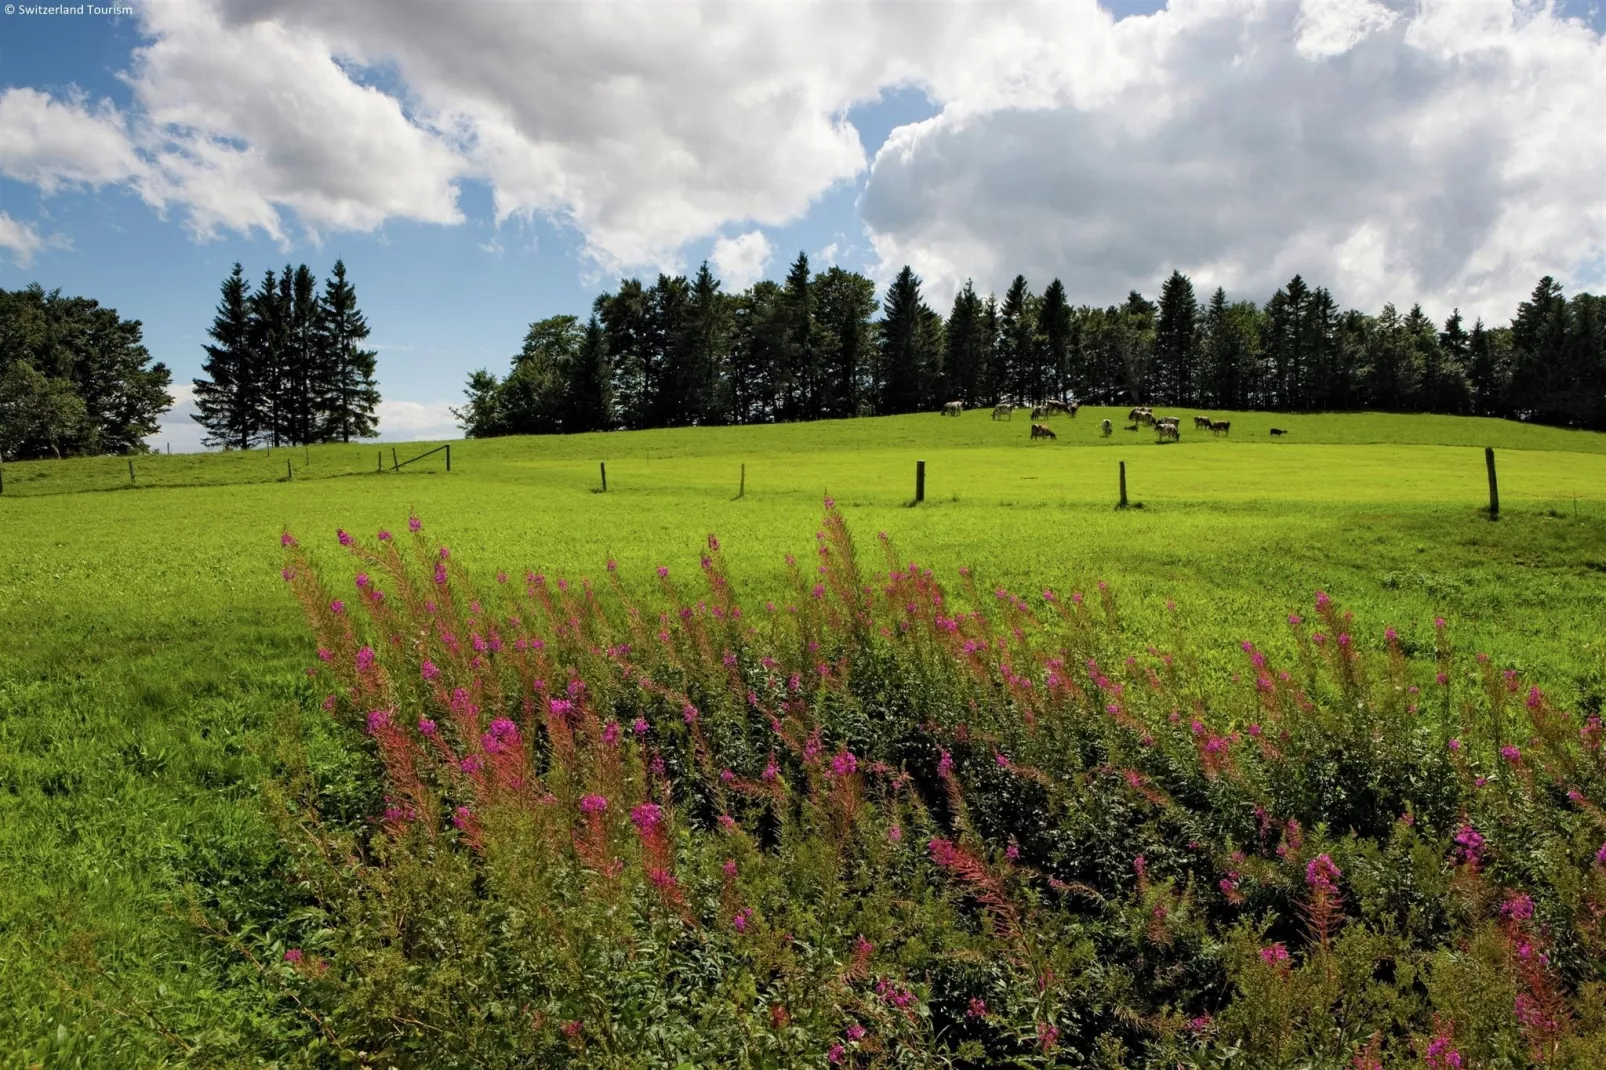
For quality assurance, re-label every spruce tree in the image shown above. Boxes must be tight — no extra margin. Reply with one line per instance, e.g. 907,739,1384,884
1039,279,1073,402
597,280,651,430
193,264,258,450
781,252,815,420
877,267,936,414
566,315,613,432
286,264,321,445
944,281,984,405
999,276,1036,405
1153,271,1198,405
687,263,733,425
318,260,380,443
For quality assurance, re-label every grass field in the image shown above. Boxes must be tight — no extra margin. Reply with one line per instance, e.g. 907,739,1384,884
2,407,1605,1063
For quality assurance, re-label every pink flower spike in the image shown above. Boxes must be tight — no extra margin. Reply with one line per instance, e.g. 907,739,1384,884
408,515,422,532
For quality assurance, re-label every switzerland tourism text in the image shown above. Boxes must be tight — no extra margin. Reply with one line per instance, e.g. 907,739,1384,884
8,4,134,14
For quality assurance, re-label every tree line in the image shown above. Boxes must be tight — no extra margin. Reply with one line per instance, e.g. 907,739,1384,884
0,284,174,460
457,257,1606,436
193,260,380,450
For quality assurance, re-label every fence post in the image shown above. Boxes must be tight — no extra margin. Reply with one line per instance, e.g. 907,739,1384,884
378,450,382,473
129,459,135,483
739,463,745,498
1485,447,1499,520
446,444,451,472
391,447,398,472
1119,461,1128,508
916,459,926,503
287,459,293,481
0,466,5,495
600,461,608,492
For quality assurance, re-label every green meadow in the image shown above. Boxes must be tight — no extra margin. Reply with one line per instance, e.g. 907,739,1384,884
2,407,1605,1063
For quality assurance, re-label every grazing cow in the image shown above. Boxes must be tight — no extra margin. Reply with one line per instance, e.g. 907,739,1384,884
1137,410,1156,427
1156,422,1180,443
941,400,964,417
1101,418,1113,436
1045,399,1070,416
1030,405,1049,420
1270,427,1288,436
1030,423,1057,440
1068,401,1080,418
1194,415,1213,430
1210,420,1231,436
992,404,1013,421
1128,407,1149,421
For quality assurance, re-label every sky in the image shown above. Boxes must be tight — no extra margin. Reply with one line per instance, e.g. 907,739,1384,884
1,0,1602,452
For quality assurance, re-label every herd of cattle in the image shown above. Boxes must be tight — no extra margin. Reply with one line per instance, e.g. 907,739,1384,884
939,400,1268,442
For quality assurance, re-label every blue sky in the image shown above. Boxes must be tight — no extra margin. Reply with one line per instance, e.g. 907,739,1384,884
1,0,1601,449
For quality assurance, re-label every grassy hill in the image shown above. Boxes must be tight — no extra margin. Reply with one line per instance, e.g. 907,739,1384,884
2,408,1604,1062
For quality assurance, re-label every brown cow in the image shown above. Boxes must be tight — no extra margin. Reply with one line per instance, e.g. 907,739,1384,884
1193,415,1212,430
941,400,964,416
1068,401,1080,418
992,404,1013,421
1210,420,1231,436
1030,423,1057,440
1030,406,1048,420
1045,400,1070,416
1156,422,1180,443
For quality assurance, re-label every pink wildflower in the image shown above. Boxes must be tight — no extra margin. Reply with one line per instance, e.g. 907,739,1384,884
579,794,608,815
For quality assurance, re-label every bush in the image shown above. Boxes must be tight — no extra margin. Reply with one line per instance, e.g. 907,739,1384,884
254,503,1606,1067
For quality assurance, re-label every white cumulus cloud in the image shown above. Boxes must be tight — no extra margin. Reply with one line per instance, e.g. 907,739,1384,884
710,230,775,290
860,0,1606,321
0,0,1599,323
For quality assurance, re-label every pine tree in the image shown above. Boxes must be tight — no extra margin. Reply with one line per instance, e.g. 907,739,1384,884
566,315,613,432
943,281,982,405
779,252,815,420
193,264,258,450
727,280,787,423
1154,270,1199,406
686,263,733,425
877,267,938,414
285,264,321,445
1039,279,1073,402
318,260,380,442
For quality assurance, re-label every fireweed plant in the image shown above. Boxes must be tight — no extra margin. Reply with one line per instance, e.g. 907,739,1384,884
267,503,1606,1067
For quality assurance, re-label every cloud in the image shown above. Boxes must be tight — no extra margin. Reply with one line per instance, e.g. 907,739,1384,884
145,382,205,453
0,87,145,193
2,0,1599,323
860,0,1606,321
710,230,775,290
0,211,70,267
376,398,460,442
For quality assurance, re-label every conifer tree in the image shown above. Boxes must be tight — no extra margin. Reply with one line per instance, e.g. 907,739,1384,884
318,260,380,443
193,264,258,450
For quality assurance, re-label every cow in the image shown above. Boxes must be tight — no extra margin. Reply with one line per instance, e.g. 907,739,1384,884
1030,406,1049,420
992,404,1013,421
1210,420,1231,436
1156,422,1180,443
941,400,964,417
1045,400,1068,416
1128,406,1150,422
1270,427,1288,437
1136,410,1156,427
1030,423,1057,440
1193,415,1213,430
1101,418,1113,436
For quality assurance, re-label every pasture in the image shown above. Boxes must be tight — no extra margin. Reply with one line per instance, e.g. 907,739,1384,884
2,407,1605,1063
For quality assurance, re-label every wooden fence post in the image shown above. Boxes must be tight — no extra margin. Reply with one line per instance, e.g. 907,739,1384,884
739,463,745,498
391,447,399,472
129,459,135,483
378,450,382,473
287,459,293,481
916,459,926,503
1119,461,1128,508
1485,447,1499,520
446,444,451,472
600,461,608,492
